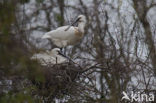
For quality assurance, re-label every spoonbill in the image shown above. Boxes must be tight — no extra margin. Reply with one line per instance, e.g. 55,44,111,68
31,48,67,65
42,15,87,48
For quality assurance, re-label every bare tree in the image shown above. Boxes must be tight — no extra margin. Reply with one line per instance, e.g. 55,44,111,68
0,0,156,103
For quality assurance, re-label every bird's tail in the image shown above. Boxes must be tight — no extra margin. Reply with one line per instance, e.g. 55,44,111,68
42,32,51,39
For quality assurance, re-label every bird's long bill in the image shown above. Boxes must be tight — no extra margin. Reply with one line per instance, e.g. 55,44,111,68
64,17,80,31
71,17,80,26
58,51,70,60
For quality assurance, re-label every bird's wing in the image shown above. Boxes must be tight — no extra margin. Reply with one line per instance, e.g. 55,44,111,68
56,55,67,64
31,53,55,65
32,53,47,59
51,38,68,47
43,26,76,47
46,26,76,40
32,52,67,65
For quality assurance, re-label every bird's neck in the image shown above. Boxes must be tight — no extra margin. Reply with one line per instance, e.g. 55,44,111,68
78,23,85,33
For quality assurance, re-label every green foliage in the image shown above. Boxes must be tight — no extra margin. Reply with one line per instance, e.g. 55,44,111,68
55,13,64,26
36,0,44,3
0,88,35,103
27,60,45,83
0,0,45,102
0,1,16,69
0,1,15,34
19,0,30,3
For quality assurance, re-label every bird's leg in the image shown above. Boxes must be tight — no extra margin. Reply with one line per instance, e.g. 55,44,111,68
56,57,58,64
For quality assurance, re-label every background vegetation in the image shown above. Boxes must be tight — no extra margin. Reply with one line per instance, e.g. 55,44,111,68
0,0,156,103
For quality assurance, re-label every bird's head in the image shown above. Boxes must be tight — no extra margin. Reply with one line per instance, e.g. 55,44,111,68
77,15,86,24
71,15,86,26
51,48,67,58
51,48,61,55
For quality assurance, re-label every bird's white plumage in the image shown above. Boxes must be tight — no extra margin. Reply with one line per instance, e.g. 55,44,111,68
31,48,67,65
42,15,86,47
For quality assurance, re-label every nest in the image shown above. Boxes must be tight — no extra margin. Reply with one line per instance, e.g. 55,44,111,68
31,62,82,100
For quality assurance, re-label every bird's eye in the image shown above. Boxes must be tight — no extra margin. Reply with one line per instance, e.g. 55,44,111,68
57,50,61,53
78,17,81,20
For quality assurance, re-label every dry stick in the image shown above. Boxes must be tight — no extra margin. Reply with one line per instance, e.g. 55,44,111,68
59,53,98,73
58,52,83,70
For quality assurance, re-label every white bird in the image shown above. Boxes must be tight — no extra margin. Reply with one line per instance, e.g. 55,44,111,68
42,15,87,48
31,48,67,65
